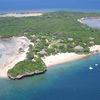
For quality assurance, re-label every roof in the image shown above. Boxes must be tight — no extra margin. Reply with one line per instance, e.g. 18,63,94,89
38,49,47,55
74,45,84,51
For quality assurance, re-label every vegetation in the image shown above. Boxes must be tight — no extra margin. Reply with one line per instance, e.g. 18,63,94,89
3,11,100,78
8,58,46,78
0,12,99,49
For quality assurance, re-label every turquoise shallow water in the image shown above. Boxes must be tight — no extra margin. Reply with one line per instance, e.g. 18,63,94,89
0,53,100,100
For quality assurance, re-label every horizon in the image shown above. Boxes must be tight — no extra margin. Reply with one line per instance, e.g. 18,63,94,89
0,0,100,12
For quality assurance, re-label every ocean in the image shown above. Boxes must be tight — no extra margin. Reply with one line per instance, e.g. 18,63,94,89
0,0,100,100
0,0,100,12
0,53,100,100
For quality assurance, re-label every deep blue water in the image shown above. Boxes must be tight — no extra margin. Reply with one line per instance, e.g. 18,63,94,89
0,0,100,12
0,53,100,100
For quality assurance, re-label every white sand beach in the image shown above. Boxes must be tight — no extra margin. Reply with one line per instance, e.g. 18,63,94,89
0,35,100,78
0,36,30,78
42,45,100,67
89,45,100,52
42,53,88,67
0,12,43,17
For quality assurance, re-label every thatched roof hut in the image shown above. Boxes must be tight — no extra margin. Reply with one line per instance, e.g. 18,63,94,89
74,45,84,52
38,49,47,56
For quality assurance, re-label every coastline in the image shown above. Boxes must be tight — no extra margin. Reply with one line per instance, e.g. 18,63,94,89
0,36,30,78
0,38,100,79
42,53,89,67
0,12,43,17
42,45,100,67
77,17,100,24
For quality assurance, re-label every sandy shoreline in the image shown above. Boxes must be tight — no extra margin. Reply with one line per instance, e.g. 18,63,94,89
42,45,100,67
0,12,43,17
77,17,88,24
42,53,89,67
0,36,30,78
77,17,100,24
0,37,100,79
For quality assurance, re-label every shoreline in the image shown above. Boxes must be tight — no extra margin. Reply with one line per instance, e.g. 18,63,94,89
42,53,90,67
42,45,100,67
0,36,100,79
0,36,30,78
0,8,100,14
0,52,90,79
77,17,100,24
0,12,43,17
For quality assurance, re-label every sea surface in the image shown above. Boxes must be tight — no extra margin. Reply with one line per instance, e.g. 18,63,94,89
0,53,100,100
0,0,100,12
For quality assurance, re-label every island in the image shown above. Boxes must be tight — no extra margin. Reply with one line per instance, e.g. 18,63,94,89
0,12,100,80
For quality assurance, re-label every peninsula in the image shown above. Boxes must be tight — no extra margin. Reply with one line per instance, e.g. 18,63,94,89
0,11,100,79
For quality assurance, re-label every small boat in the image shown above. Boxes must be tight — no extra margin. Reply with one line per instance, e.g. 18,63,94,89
95,64,98,66
89,67,93,70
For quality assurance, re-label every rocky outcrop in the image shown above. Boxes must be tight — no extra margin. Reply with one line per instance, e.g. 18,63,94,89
8,69,46,80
